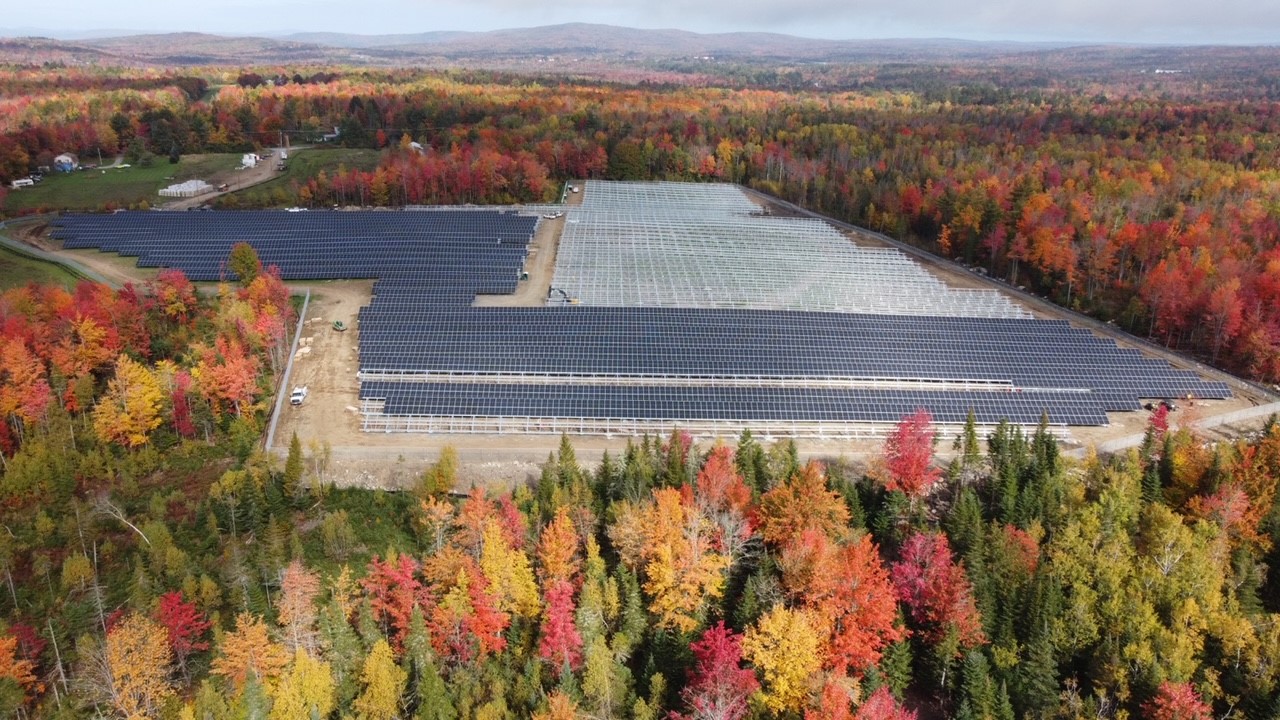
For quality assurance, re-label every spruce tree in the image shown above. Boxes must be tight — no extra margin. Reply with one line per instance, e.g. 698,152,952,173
282,432,303,502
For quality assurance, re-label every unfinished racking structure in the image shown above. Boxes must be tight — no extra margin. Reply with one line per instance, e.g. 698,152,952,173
550,181,1028,317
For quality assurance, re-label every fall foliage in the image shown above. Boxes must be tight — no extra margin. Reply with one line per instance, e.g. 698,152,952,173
105,613,175,720
3,54,1280,720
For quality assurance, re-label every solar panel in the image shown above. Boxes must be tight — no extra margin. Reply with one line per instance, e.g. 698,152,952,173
52,194,1232,435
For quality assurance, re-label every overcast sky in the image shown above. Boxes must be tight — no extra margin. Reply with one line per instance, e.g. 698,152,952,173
5,0,1279,44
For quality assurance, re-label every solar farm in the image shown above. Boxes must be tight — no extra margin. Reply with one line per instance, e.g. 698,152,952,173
49,181,1232,439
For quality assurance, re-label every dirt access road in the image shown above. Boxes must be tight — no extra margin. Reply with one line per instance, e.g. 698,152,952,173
162,146,304,210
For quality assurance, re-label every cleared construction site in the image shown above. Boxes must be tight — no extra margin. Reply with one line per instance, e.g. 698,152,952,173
49,181,1239,443
353,181,1228,437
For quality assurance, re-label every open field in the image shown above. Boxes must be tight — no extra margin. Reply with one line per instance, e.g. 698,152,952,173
0,242,80,290
221,148,382,207
2,153,243,214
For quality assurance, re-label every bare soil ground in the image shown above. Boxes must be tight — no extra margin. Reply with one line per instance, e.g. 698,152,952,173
271,280,370,448
473,214,560,308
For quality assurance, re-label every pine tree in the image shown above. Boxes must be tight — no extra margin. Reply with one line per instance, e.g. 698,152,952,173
414,655,455,720
1014,630,1058,717
283,432,304,502
595,450,619,506
319,598,364,708
233,674,272,720
735,429,765,495
959,651,997,720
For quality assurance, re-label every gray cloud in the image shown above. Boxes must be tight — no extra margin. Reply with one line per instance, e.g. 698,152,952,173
8,0,1280,43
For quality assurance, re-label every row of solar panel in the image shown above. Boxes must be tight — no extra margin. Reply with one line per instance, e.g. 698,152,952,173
353,307,1230,402
53,211,536,300
355,320,1141,357
358,382,1112,425
354,363,1223,408
359,303,1060,326
349,310,1163,358
54,210,534,226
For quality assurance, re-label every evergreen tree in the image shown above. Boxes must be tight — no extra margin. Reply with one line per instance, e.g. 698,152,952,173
232,674,272,720
946,488,986,557
659,428,691,489
959,651,998,720
950,409,985,485
319,598,365,708
594,450,618,507
879,635,915,699
1014,630,1058,717
620,439,656,503
735,429,766,495
283,434,303,503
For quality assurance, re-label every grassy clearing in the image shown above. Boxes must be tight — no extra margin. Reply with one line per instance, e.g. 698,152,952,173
0,243,81,290
3,153,244,215
224,148,382,207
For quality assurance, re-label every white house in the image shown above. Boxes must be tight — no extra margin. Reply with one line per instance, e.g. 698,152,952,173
241,153,260,168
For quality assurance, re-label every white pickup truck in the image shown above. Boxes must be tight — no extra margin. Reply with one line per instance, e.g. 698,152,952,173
289,386,309,406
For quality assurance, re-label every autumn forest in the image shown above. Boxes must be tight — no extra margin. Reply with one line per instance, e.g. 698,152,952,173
1,50,1280,720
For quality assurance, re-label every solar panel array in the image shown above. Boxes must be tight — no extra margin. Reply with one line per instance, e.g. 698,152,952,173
52,210,535,296
49,189,1233,437
551,181,1030,318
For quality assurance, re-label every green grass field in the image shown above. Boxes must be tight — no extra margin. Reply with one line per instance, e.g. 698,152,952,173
225,148,382,207
3,153,244,215
0,244,81,290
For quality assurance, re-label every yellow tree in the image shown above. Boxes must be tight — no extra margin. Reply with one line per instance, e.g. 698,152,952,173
479,519,541,619
354,639,407,720
533,691,581,720
106,612,175,719
92,354,165,447
610,488,730,633
741,606,824,715
211,611,290,689
270,649,335,720
537,506,581,584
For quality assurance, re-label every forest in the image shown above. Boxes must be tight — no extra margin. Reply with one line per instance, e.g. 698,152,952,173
1,258,1279,719
2,58,1280,719
1,63,1277,382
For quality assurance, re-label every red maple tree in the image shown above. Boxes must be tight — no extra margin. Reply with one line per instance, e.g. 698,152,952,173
880,409,941,498
676,621,758,720
538,579,583,673
1142,682,1213,720
153,591,211,670
891,532,986,651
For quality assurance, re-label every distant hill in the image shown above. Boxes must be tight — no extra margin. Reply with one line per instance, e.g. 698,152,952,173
0,23,1074,66
0,23,1275,75
377,23,1069,61
80,32,377,65
278,31,469,49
